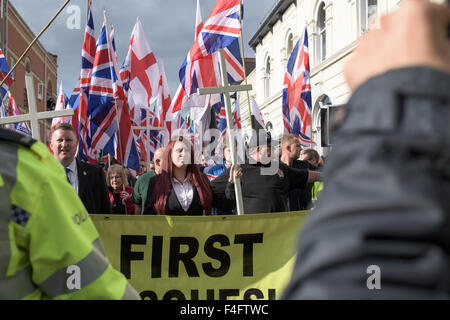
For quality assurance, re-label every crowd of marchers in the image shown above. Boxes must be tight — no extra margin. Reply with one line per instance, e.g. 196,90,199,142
49,123,322,216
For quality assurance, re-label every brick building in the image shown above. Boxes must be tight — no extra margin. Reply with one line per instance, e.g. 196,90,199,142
1,0,58,143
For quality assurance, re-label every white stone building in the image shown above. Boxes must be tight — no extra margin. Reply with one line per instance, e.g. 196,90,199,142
239,0,441,155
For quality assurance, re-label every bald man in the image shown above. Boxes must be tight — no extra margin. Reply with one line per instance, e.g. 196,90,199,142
131,148,165,214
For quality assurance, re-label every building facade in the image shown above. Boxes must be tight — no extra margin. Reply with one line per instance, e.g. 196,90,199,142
1,0,58,143
240,0,411,155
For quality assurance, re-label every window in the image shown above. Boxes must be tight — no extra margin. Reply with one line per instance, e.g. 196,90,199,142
286,33,294,58
23,88,28,109
317,2,327,63
265,57,271,99
361,0,378,34
47,79,52,99
25,58,31,74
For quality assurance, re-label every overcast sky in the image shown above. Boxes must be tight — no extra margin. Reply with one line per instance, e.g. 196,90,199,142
9,0,277,98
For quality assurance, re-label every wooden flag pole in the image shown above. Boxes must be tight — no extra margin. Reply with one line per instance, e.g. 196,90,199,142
198,49,252,215
114,100,126,192
0,0,72,87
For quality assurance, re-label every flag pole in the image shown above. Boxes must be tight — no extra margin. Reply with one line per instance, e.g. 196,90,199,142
0,0,72,87
238,0,253,131
77,0,90,160
146,106,151,170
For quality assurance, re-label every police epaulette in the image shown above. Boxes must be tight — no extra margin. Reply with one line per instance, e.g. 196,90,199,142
0,128,36,148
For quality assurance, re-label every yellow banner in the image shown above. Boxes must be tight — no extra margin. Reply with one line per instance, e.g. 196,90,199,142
91,211,309,300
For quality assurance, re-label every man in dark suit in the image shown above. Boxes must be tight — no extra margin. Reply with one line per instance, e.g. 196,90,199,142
50,123,112,214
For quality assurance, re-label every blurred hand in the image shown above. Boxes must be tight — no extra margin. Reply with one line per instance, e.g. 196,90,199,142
228,164,242,184
344,0,450,90
120,191,130,203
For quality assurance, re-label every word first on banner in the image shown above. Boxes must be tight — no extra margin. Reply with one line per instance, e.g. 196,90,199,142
91,211,309,300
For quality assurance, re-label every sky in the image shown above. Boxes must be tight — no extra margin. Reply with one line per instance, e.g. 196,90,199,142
9,0,277,99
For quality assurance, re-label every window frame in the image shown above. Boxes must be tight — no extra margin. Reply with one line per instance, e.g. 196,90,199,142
316,1,327,63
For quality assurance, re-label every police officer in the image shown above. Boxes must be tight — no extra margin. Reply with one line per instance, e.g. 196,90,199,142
0,128,140,299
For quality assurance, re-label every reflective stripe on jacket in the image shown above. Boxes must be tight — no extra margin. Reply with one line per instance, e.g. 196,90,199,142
0,131,140,300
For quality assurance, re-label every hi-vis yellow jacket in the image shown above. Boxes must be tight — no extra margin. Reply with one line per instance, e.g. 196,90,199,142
0,129,140,300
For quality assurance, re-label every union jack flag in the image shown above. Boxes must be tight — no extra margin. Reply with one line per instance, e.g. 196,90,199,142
0,48,13,101
66,79,81,134
172,0,220,117
177,0,242,107
282,27,314,146
78,0,97,162
186,0,241,64
109,24,140,173
87,12,118,155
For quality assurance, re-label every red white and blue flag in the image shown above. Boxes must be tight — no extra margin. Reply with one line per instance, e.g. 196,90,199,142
1,92,31,136
87,12,118,156
78,0,97,162
108,24,140,173
171,0,220,118
66,79,81,134
50,82,68,131
0,47,14,101
183,0,241,65
177,0,242,110
213,94,243,161
282,27,314,146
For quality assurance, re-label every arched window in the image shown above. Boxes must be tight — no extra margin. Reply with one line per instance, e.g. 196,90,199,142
361,0,378,33
316,2,327,63
265,57,271,99
320,95,332,107
286,33,294,58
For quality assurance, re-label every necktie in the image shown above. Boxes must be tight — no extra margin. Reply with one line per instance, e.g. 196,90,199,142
64,167,71,184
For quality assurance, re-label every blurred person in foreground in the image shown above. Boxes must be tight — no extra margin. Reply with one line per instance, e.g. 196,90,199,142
0,128,140,299
283,0,450,299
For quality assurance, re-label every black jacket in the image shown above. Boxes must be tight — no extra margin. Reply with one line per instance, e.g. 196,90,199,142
77,159,112,214
212,161,309,214
143,173,233,215
282,67,450,299
290,159,317,211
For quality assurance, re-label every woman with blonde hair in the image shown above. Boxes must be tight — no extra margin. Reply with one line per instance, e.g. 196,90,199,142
106,164,135,215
